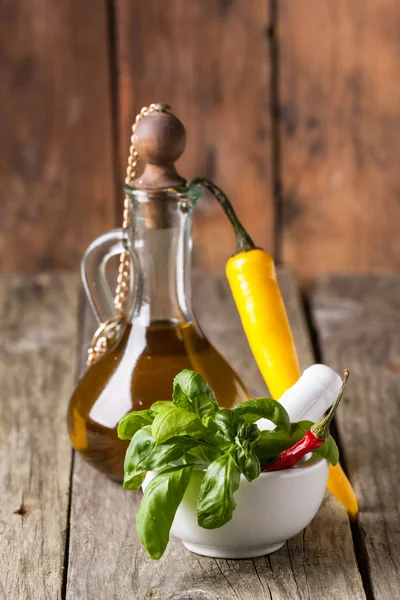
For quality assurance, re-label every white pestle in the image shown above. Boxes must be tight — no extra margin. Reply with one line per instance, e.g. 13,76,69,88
257,364,342,431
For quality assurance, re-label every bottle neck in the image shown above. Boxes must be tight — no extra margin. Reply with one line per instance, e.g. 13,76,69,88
128,190,194,327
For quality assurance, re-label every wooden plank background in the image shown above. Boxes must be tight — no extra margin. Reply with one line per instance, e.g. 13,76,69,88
0,0,116,272
312,275,400,600
278,0,400,286
1,0,399,285
0,274,80,598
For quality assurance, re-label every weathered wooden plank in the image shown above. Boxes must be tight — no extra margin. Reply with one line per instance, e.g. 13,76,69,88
115,0,273,271
66,269,364,599
278,0,400,286
0,274,80,599
0,0,115,272
312,274,400,600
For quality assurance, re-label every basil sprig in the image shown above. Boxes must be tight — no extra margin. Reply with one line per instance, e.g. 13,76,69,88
119,369,339,559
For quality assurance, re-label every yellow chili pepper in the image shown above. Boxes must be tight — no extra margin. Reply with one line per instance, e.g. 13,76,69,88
327,464,359,519
227,249,300,400
189,177,359,520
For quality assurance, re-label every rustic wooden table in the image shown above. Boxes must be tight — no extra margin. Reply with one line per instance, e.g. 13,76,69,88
1,269,399,599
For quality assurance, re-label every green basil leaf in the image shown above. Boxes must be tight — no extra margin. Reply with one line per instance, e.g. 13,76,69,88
123,471,146,491
233,439,261,482
232,398,290,433
150,400,174,415
117,410,153,440
197,454,241,529
236,422,261,444
314,434,339,465
294,420,313,432
123,425,153,489
146,436,198,469
136,464,194,559
173,369,218,422
186,444,222,464
123,426,199,482
212,409,240,442
152,404,210,443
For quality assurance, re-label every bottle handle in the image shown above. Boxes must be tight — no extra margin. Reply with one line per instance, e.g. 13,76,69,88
81,229,138,324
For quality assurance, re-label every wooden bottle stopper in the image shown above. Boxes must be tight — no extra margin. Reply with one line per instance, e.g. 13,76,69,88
132,109,186,189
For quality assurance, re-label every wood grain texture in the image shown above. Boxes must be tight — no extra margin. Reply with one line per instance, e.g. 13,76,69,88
278,0,400,286
66,269,365,599
312,274,400,600
2,1,400,288
115,0,273,270
0,274,80,599
0,0,115,272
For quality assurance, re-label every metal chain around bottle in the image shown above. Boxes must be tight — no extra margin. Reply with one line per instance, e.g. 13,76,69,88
86,103,171,367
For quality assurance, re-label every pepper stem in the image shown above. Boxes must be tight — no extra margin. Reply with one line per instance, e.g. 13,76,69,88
187,177,256,253
312,369,350,441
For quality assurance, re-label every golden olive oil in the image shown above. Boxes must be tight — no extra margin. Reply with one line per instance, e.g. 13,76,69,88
67,320,248,481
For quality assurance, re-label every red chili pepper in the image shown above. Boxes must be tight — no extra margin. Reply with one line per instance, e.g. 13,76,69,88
262,370,349,472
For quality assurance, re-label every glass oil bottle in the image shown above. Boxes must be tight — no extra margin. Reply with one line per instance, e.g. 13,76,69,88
67,106,248,481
